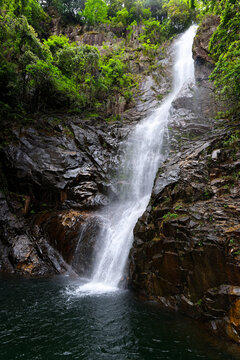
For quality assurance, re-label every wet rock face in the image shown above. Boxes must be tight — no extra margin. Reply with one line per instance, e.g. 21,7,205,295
1,118,128,210
129,130,240,343
0,116,129,276
71,215,104,277
0,191,68,276
34,209,103,277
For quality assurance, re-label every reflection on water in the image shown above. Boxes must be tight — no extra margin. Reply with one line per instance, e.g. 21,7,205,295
0,274,239,360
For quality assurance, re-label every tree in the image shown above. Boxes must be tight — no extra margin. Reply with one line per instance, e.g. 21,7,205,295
107,0,123,18
111,8,130,26
207,0,240,112
81,0,108,25
189,0,195,9
163,0,193,35
143,0,166,21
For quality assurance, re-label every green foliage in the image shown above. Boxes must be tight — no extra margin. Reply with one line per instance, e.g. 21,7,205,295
101,58,126,86
107,0,123,18
189,0,195,9
43,35,70,56
163,0,194,35
207,0,240,112
0,0,49,36
128,0,151,23
98,48,137,108
0,0,199,121
57,44,101,106
223,130,240,147
136,0,194,51
0,59,19,105
40,0,86,24
0,14,49,61
138,19,163,56
26,60,80,110
140,19,161,43
100,56,135,97
0,12,76,113
111,8,130,26
0,3,137,118
162,212,178,220
208,1,240,61
143,0,166,19
175,204,182,210
81,0,108,25
57,44,99,78
0,11,53,115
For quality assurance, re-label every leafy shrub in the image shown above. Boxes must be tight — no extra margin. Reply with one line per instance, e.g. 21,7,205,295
163,0,194,36
111,8,130,26
43,35,70,56
210,40,240,107
26,60,80,109
0,0,49,37
81,0,108,25
207,0,240,112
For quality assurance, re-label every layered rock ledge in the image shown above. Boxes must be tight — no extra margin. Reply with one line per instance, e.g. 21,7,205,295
129,127,240,343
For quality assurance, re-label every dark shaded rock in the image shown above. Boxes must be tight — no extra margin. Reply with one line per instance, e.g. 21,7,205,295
0,114,131,276
1,119,128,211
34,210,89,264
34,208,108,277
0,191,68,276
129,128,240,344
71,215,104,276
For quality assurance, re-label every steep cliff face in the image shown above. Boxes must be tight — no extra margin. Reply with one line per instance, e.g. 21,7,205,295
129,130,240,343
129,17,240,343
0,24,173,277
0,117,129,276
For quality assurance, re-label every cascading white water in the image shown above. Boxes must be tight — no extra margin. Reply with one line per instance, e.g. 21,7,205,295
76,25,197,295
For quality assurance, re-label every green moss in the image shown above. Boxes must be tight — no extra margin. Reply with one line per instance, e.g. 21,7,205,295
162,212,178,221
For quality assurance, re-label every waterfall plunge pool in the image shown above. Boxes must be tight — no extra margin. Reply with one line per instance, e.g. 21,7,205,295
1,25,239,360
0,274,239,360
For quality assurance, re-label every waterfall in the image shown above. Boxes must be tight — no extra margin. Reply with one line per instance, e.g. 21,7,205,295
76,25,197,295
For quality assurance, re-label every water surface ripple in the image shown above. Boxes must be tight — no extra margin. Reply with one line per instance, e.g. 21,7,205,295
0,275,239,360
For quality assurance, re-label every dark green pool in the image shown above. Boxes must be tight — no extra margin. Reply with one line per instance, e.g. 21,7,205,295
0,275,239,360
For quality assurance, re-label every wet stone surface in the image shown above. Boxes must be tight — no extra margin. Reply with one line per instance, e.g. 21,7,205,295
129,128,240,343
0,117,130,276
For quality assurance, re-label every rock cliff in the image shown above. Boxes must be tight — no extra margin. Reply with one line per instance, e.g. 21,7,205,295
129,16,240,343
0,24,173,277
1,16,239,345
129,128,240,343
0,116,129,276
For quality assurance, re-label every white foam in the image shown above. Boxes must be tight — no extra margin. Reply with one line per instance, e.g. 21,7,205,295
66,281,119,297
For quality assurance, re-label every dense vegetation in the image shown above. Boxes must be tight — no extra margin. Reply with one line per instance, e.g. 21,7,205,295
0,0,195,121
204,0,240,115
0,0,239,123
